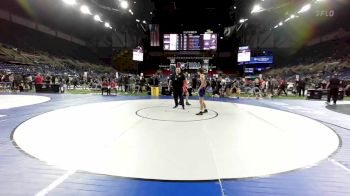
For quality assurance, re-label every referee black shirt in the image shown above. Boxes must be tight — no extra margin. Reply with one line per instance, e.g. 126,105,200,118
170,73,185,91
329,77,341,89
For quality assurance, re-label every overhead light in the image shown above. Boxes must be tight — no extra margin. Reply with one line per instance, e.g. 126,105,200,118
62,0,77,5
251,4,263,14
104,22,112,29
120,0,129,9
279,22,283,26
291,14,295,19
298,4,311,14
234,6,236,10
150,11,153,15
80,5,92,15
239,18,248,23
142,20,147,24
285,18,291,22
94,15,103,22
274,25,279,29
136,19,140,22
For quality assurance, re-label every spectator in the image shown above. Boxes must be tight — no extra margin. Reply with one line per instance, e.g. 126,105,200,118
277,78,288,96
34,73,43,84
296,78,306,97
140,77,146,93
326,73,341,105
101,79,110,95
345,83,350,96
110,79,117,95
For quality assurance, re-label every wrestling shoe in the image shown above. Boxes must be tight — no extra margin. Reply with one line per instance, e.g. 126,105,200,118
196,111,204,115
203,109,208,113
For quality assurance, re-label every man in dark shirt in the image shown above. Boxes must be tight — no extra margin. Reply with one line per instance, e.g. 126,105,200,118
169,67,185,109
296,78,306,97
326,73,341,105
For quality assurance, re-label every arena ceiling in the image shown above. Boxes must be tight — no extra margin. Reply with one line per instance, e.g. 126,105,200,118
150,0,236,33
0,0,153,41
236,0,350,35
0,0,349,47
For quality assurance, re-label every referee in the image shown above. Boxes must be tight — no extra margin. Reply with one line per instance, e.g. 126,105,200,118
169,67,185,109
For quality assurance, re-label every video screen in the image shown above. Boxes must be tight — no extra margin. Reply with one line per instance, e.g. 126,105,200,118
244,68,254,73
133,48,143,61
163,34,177,51
163,33,217,51
203,33,217,50
238,46,251,62
248,56,273,64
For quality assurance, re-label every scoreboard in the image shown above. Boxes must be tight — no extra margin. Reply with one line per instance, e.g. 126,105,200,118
163,33,217,51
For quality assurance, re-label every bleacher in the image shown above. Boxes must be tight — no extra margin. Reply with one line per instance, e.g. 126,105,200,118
0,19,102,65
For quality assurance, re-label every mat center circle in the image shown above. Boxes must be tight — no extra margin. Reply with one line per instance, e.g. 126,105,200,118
136,106,218,122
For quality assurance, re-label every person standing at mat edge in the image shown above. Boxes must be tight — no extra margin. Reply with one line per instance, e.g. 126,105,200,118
196,68,208,115
326,73,341,105
169,67,185,109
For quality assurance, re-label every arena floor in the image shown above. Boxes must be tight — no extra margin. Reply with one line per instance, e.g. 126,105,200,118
1,93,350,196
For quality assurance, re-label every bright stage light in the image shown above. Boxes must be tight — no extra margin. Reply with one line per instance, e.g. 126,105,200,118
274,25,279,29
120,1,129,9
62,0,77,6
136,19,140,22
291,14,295,19
251,4,263,14
142,20,147,24
80,5,92,15
298,4,311,14
279,22,283,26
94,15,102,22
